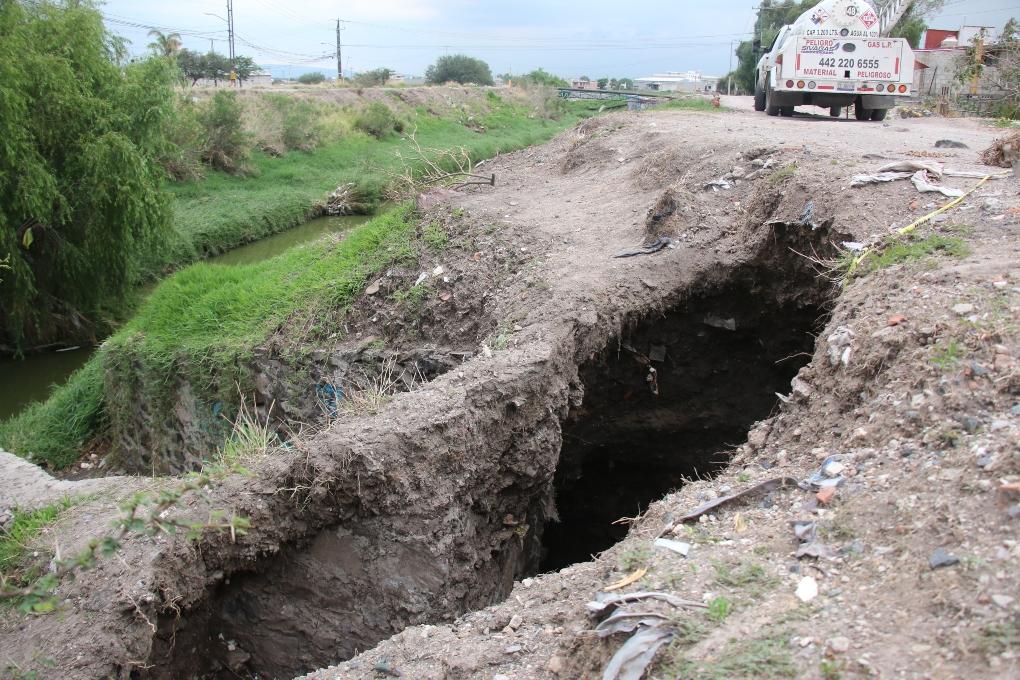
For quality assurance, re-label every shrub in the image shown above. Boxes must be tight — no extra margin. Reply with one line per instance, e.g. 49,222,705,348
354,102,403,138
200,90,251,172
161,95,205,180
354,68,394,87
297,71,326,84
425,54,494,85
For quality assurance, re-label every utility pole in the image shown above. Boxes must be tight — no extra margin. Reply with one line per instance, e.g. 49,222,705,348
728,41,734,96
336,19,344,82
226,0,236,86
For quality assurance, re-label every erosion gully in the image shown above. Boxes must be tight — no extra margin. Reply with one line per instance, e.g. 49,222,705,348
0,213,371,422
142,228,835,679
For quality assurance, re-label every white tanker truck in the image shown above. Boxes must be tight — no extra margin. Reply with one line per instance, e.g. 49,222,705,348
754,0,916,120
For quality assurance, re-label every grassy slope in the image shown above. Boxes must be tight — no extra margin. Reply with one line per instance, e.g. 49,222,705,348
161,94,588,264
1,94,601,469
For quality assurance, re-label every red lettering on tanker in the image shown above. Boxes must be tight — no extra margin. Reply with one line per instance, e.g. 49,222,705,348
801,68,838,76
858,71,892,79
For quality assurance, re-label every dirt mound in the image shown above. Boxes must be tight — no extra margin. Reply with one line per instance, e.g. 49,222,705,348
981,129,1020,167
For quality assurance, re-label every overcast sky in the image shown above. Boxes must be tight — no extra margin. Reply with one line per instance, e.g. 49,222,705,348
101,0,1020,78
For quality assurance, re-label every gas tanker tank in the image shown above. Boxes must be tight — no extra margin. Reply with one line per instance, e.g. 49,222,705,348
788,0,882,39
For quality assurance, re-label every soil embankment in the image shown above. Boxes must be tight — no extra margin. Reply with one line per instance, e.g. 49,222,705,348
2,104,1018,679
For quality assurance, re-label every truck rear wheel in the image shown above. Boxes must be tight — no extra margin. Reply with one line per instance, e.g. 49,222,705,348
830,106,842,118
780,106,795,117
854,105,871,121
765,83,780,117
754,82,766,111
870,108,888,121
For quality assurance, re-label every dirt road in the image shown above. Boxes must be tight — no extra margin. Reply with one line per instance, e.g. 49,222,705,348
3,99,1018,680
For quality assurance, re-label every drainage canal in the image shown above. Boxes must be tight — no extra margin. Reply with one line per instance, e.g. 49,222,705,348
540,273,827,570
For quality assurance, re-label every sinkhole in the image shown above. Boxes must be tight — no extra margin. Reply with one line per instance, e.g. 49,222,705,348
539,274,827,571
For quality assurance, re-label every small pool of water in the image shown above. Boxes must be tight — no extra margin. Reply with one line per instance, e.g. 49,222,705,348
1,213,373,422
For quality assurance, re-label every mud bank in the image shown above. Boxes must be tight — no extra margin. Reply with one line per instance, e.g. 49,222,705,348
139,216,837,679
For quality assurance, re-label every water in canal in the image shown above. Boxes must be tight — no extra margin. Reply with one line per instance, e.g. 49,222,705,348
0,213,372,422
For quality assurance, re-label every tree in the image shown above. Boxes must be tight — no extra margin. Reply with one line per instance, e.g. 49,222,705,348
509,68,568,87
425,54,494,85
204,51,231,85
888,7,927,48
579,75,590,82
617,77,634,90
0,0,177,347
597,77,609,89
354,68,394,87
147,29,182,57
233,55,259,83
955,18,1020,118
297,71,326,84
177,48,206,85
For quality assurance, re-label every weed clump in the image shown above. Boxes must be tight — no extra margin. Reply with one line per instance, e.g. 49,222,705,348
355,102,404,139
200,91,252,173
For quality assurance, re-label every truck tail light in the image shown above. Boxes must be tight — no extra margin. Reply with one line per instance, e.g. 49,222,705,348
786,80,795,88
796,80,805,89
898,84,908,93
807,81,816,89
875,84,885,92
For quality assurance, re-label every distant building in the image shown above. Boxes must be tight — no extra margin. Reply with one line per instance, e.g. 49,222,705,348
634,71,719,93
913,26,1001,99
571,79,598,90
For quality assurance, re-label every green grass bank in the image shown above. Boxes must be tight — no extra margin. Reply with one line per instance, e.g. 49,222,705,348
1,89,603,469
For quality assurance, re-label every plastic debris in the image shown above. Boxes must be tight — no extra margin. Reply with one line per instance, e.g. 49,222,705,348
586,591,707,617
653,538,691,557
594,610,670,638
911,170,966,198
808,455,847,490
850,171,912,187
703,315,737,331
602,624,674,680
704,177,733,191
613,236,675,258
796,576,818,602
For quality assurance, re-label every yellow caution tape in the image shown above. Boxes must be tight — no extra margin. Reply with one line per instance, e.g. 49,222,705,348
844,174,994,282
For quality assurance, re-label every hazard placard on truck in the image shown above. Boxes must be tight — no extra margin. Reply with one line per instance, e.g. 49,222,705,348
794,38,906,83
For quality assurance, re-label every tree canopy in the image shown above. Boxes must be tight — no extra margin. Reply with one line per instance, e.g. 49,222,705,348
0,0,177,347
176,49,260,85
297,71,327,84
148,30,182,58
425,54,494,85
354,68,394,87
503,68,568,87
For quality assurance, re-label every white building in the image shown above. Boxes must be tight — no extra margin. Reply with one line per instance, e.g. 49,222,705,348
635,71,719,93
